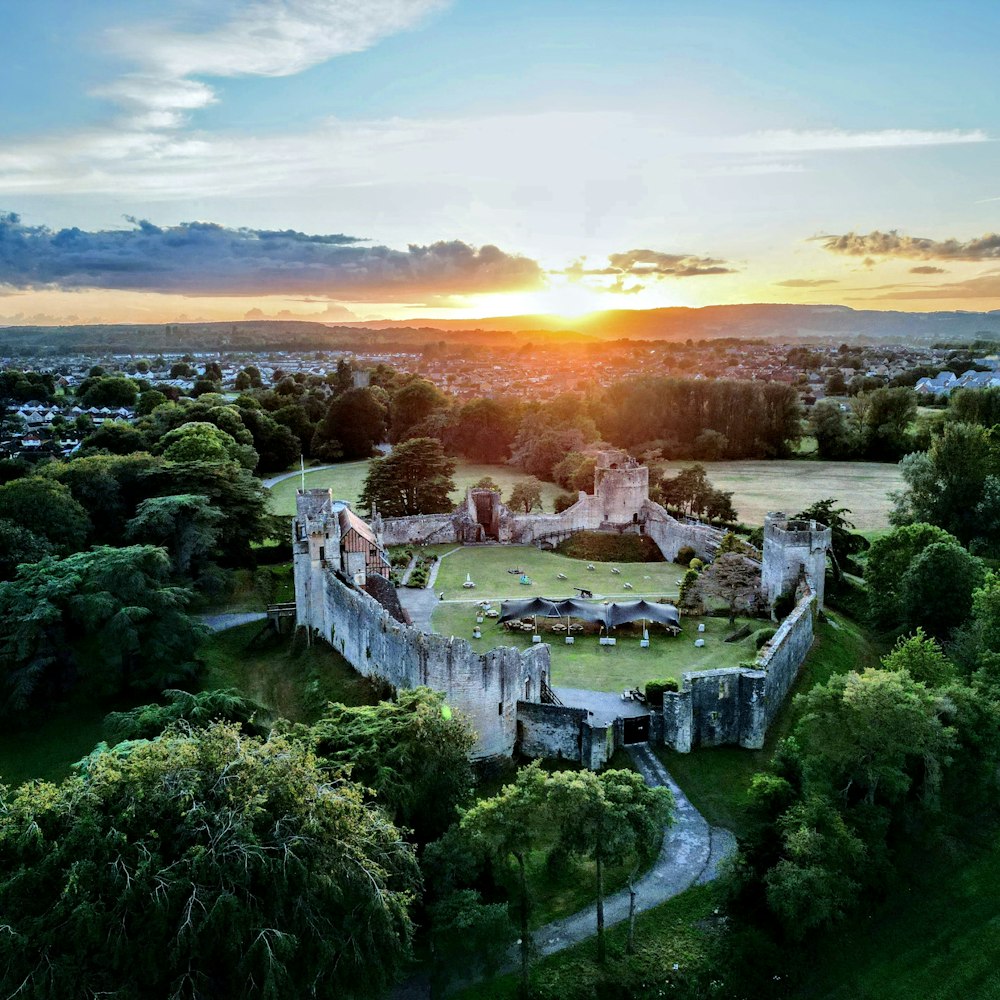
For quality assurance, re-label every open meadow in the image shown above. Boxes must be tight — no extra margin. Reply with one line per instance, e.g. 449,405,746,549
656,458,902,530
269,457,903,530
268,460,563,516
429,546,762,691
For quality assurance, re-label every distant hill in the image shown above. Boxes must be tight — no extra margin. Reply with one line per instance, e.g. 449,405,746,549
2,304,1000,354
340,304,1000,343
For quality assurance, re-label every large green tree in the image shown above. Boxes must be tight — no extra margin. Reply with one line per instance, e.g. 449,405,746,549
795,668,956,808
898,540,985,638
0,476,91,555
124,493,225,575
0,724,420,999
296,687,475,844
359,437,456,517
389,377,449,442
865,522,955,628
158,421,258,469
889,422,1000,549
548,768,672,962
0,545,204,713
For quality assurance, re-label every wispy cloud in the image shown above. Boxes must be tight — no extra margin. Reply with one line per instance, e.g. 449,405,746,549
0,213,543,301
910,265,947,274
715,128,990,153
858,271,1000,300
97,1,448,129
819,229,1000,261
775,278,839,288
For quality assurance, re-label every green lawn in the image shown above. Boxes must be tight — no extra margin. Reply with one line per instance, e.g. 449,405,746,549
267,460,563,516
429,546,760,691
0,702,130,786
432,544,680,602
655,458,903,531
0,622,376,789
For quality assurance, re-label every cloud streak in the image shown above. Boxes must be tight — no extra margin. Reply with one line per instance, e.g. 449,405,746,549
819,229,1000,261
774,278,839,288
0,213,543,301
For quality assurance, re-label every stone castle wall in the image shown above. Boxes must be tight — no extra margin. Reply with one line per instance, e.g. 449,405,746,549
313,566,549,759
515,700,611,769
662,592,816,752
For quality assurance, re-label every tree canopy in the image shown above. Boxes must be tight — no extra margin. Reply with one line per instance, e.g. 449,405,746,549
0,545,205,714
0,723,420,999
359,437,456,517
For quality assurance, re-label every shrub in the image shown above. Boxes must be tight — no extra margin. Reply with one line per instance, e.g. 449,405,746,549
645,678,680,706
755,627,777,649
675,545,697,566
689,557,705,572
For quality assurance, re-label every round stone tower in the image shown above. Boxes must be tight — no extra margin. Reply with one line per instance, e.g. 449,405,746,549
593,450,649,525
762,512,832,609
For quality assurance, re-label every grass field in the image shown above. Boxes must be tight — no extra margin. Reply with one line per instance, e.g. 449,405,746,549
199,621,379,724
656,458,903,530
429,546,761,690
268,460,563,516
796,838,1000,1000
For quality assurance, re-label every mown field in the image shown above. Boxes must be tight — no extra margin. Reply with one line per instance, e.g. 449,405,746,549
268,460,563,516
269,457,903,530
655,458,902,530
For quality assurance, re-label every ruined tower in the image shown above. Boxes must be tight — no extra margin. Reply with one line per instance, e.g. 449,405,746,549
593,450,649,525
761,512,832,609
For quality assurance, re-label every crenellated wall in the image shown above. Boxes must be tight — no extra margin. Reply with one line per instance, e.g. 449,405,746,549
662,593,816,752
314,565,549,759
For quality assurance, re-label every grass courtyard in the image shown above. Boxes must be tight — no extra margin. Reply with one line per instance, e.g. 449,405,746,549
428,546,762,691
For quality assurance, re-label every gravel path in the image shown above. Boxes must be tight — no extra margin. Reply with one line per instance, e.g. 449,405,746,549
261,464,340,489
198,612,267,632
531,744,736,958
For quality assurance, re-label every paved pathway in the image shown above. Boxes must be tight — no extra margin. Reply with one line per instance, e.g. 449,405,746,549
553,687,650,725
198,611,267,632
531,744,736,959
261,464,342,489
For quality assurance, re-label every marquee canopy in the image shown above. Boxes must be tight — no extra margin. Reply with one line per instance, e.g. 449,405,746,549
499,597,680,628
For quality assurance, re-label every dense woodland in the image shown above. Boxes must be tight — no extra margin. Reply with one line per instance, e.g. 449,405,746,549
3,356,1000,997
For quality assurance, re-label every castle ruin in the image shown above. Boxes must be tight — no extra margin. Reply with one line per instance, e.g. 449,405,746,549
292,452,831,765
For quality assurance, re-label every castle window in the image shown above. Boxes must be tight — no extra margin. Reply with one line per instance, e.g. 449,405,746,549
319,545,325,562
498,701,503,716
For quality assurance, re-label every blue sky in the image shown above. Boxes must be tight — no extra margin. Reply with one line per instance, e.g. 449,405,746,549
1,0,998,324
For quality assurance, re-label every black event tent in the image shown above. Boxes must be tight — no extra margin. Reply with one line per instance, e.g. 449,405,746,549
499,597,680,629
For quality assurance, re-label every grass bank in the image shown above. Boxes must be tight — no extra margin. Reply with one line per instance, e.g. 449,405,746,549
661,609,883,838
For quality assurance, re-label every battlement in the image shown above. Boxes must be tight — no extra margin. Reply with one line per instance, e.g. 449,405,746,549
762,512,832,608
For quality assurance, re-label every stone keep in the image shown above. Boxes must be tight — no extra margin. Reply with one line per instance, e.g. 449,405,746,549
593,451,649,525
761,512,832,609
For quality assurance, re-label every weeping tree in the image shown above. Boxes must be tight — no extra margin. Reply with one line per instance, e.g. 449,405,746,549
0,545,205,715
103,688,270,743
0,723,420,999
293,687,476,845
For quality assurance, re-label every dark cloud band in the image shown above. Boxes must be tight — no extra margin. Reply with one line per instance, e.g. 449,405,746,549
819,229,1000,261
0,213,544,300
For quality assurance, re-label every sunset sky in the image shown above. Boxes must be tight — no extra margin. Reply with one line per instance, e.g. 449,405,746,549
1,0,999,325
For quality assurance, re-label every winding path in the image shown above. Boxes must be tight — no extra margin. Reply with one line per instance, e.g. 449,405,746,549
531,744,736,958
198,611,267,632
